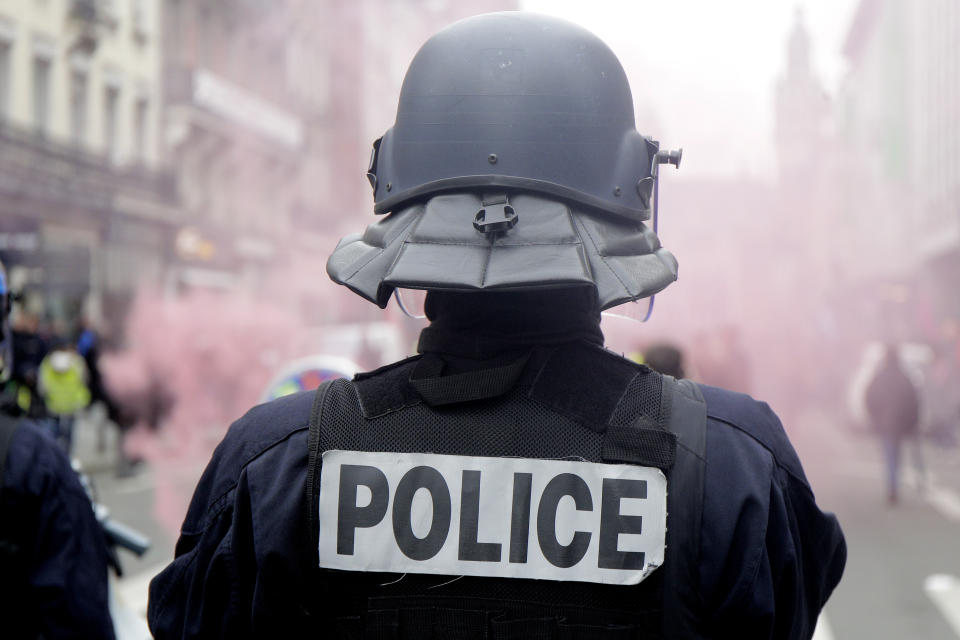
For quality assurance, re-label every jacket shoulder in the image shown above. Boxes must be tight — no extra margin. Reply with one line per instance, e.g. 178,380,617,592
182,389,316,530
4,419,84,497
353,355,423,418
698,384,806,485
222,387,315,457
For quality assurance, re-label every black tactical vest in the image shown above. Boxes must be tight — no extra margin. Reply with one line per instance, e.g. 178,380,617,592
306,343,706,638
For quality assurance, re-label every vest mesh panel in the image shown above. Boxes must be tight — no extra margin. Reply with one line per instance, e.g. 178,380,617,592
313,355,668,636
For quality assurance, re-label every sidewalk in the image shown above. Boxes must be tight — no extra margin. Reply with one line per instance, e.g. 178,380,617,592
791,405,960,522
925,438,960,496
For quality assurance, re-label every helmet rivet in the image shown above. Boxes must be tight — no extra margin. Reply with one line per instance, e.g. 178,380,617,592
488,153,498,164
385,182,392,191
613,186,621,196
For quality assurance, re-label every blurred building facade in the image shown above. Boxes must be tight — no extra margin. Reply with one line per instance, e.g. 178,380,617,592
1,0,521,339
158,0,517,320
772,9,839,306
161,0,313,295
837,0,960,336
0,0,174,334
775,9,831,186
649,3,960,405
911,0,960,329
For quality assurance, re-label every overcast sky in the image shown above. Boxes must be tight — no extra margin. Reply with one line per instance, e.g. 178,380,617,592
519,0,860,179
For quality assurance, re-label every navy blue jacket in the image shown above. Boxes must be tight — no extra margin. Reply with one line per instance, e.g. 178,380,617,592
0,418,116,639
148,358,845,638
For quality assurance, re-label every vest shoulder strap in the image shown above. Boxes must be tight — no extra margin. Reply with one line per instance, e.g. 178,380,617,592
664,377,707,459
306,379,338,565
408,351,531,406
601,367,677,469
599,372,707,636
661,375,708,637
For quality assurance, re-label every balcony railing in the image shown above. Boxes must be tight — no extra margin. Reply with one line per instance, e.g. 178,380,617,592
0,118,177,206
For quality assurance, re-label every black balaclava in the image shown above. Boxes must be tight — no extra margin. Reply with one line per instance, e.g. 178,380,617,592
417,287,604,360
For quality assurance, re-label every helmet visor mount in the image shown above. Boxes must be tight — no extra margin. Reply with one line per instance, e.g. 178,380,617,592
600,145,681,323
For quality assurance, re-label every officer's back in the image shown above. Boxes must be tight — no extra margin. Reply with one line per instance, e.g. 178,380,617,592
148,12,845,639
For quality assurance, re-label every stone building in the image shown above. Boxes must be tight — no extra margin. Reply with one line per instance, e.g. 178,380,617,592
0,0,175,333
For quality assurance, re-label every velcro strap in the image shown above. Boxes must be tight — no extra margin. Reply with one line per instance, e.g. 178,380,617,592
602,416,677,468
528,345,640,433
409,352,530,406
600,370,677,469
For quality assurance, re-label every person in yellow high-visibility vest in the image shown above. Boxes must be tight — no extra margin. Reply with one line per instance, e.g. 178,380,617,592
37,342,90,453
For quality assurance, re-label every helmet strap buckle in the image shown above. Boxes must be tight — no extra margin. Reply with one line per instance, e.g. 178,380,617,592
473,194,518,236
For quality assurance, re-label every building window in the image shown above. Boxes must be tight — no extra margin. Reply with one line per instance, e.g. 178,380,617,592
0,42,10,120
33,56,51,134
132,0,149,41
99,0,119,27
103,85,119,162
133,97,148,162
70,70,88,145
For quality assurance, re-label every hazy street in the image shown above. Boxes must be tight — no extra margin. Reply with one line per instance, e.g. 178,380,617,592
794,409,960,639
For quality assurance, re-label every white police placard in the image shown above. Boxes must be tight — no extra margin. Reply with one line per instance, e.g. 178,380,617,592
317,450,667,585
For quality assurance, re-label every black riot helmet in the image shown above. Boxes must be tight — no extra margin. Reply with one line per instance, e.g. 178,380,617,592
329,12,681,312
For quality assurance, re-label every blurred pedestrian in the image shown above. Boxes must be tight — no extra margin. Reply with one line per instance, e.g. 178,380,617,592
642,342,687,378
76,316,138,472
0,259,115,639
10,310,48,418
865,343,924,504
37,340,91,453
76,315,120,421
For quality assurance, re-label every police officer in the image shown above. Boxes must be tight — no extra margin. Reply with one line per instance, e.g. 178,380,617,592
148,12,845,638
0,260,116,639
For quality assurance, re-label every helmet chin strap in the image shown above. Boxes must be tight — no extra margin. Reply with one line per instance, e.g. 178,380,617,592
394,289,427,320
642,296,657,323
640,173,661,323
